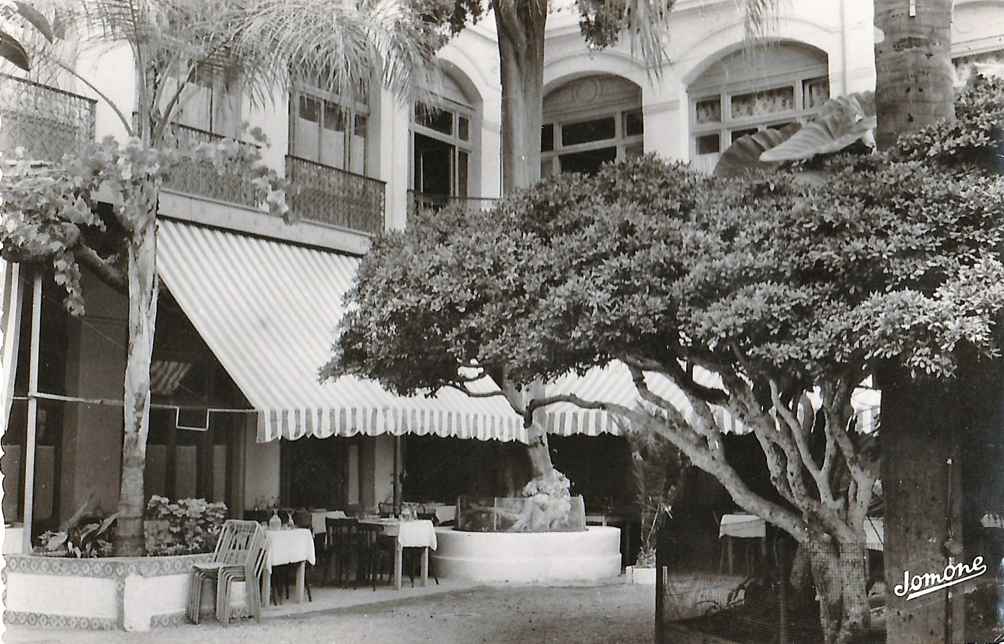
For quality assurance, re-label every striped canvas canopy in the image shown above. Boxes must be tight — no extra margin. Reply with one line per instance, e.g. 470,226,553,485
157,220,526,443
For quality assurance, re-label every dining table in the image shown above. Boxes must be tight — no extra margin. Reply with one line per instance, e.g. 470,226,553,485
261,527,316,605
357,518,438,590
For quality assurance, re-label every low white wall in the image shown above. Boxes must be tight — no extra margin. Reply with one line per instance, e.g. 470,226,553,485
1,554,229,631
432,526,621,584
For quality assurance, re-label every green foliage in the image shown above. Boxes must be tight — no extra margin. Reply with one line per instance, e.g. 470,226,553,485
331,115,1004,397
1,132,287,315
36,513,119,558
892,74,1004,168
144,495,228,556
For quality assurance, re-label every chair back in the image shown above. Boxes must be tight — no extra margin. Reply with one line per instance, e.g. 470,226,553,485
416,512,439,526
356,522,383,550
326,517,357,551
214,520,264,566
378,502,395,518
292,509,312,529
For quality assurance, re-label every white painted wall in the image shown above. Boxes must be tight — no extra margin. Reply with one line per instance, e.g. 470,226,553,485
243,416,280,508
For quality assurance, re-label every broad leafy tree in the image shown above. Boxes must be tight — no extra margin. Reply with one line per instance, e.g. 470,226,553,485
0,0,441,555
413,0,777,486
326,77,1004,642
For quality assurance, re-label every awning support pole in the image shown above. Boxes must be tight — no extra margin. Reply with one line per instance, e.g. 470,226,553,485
393,435,401,515
23,272,42,553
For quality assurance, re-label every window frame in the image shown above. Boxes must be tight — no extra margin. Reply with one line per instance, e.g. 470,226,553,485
541,106,644,177
689,68,830,165
290,81,371,176
410,97,476,197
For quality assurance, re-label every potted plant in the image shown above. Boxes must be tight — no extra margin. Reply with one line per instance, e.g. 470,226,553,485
625,420,691,585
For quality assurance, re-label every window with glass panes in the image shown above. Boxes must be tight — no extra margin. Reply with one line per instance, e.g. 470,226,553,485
540,109,644,177
689,45,829,174
411,99,474,198
290,83,369,175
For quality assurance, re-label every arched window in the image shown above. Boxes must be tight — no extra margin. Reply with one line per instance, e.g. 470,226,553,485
541,75,643,177
688,44,830,173
411,68,480,207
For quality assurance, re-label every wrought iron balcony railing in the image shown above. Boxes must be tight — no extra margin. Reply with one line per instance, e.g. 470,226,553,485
159,122,263,209
407,191,499,218
285,155,386,235
0,74,96,164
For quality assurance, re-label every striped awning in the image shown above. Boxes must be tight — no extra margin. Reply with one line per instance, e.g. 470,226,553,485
542,362,880,437
157,220,526,443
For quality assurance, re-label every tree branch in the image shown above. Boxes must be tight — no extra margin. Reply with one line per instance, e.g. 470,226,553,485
74,244,126,291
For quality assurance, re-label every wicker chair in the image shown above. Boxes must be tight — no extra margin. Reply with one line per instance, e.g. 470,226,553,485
186,520,266,624
324,518,358,586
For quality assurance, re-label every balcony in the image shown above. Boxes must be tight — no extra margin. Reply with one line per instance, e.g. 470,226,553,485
159,122,264,209
407,191,499,219
285,155,386,235
0,74,96,164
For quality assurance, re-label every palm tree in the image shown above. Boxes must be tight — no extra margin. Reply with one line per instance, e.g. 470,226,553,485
873,2,964,642
5,0,440,555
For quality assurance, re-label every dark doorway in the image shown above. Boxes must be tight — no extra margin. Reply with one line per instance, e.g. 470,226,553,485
413,132,454,196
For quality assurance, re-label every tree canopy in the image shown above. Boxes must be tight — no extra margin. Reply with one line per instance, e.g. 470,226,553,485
325,76,1004,642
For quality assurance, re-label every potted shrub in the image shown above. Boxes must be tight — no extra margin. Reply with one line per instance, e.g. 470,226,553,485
625,419,691,585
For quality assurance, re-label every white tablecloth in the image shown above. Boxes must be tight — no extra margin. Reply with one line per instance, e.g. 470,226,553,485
266,528,316,568
361,519,438,550
719,514,765,539
310,510,348,535
3,524,24,554
864,518,884,551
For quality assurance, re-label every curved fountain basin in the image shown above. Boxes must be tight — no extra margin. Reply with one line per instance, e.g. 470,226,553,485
431,526,621,584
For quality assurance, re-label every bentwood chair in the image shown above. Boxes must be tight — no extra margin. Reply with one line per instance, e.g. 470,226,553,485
356,522,392,590
186,520,266,624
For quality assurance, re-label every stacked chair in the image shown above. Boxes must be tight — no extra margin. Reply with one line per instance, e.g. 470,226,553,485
186,520,268,625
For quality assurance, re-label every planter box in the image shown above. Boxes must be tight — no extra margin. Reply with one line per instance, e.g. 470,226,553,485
626,565,658,585
2,553,252,631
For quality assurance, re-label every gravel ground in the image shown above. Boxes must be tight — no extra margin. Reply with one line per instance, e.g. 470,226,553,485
4,581,655,644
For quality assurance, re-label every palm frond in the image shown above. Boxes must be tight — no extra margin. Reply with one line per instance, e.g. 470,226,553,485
230,0,441,108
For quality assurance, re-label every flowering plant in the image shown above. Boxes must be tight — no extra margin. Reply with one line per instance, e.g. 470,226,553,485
145,496,227,556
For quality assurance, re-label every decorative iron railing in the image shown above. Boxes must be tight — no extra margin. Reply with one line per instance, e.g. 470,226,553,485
159,122,263,209
285,155,386,235
0,74,96,164
407,191,499,218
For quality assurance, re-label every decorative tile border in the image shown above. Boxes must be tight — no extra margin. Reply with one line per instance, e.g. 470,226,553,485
3,610,117,630
3,553,212,578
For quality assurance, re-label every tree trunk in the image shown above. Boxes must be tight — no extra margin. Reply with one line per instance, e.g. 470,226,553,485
495,6,553,484
114,201,160,556
880,372,964,644
874,1,963,641
494,2,546,195
873,0,955,148
807,533,871,644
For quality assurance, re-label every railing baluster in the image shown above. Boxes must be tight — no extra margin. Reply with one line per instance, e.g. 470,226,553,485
0,74,96,164
284,155,386,235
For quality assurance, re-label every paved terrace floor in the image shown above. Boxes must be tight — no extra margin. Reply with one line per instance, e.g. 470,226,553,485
2,573,746,644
